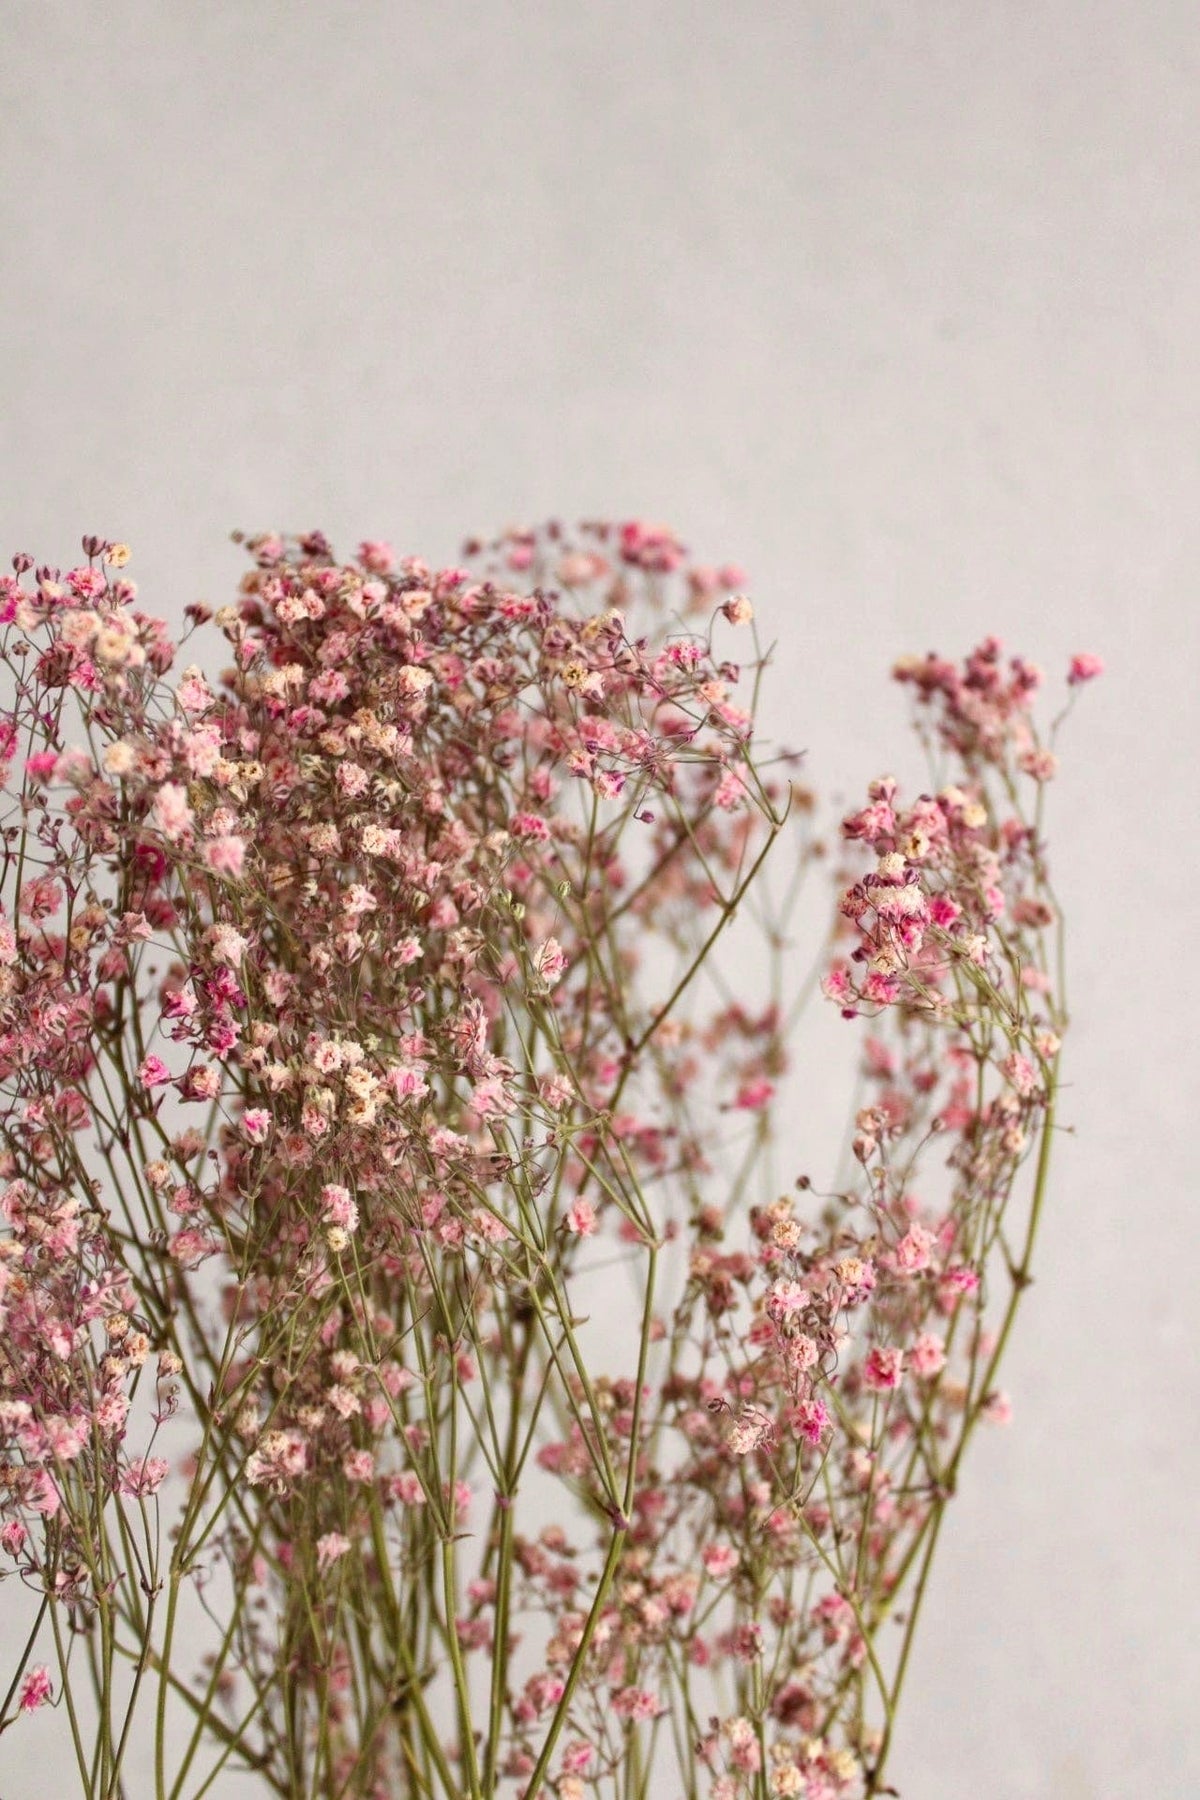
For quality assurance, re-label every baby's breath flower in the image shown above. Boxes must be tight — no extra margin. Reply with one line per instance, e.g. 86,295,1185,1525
0,524,1090,1800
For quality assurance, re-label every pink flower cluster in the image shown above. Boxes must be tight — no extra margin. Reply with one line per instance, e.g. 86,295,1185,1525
0,1174,171,1561
0,527,1095,1799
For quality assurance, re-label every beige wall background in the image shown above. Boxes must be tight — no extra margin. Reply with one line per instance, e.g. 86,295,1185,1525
2,3,1197,1796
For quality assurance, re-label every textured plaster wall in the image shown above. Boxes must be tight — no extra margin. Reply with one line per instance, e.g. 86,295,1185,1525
2,4,1197,1796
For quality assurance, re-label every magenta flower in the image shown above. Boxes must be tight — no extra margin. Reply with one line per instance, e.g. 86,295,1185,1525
863,1345,904,1391
1068,650,1104,684
18,1665,53,1712
137,1054,171,1088
241,1107,272,1142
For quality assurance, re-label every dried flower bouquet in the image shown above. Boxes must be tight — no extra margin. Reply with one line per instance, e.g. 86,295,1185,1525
0,521,1099,1799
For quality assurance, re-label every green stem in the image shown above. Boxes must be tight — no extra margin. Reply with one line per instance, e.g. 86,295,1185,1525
442,1536,484,1800
522,1526,628,1800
